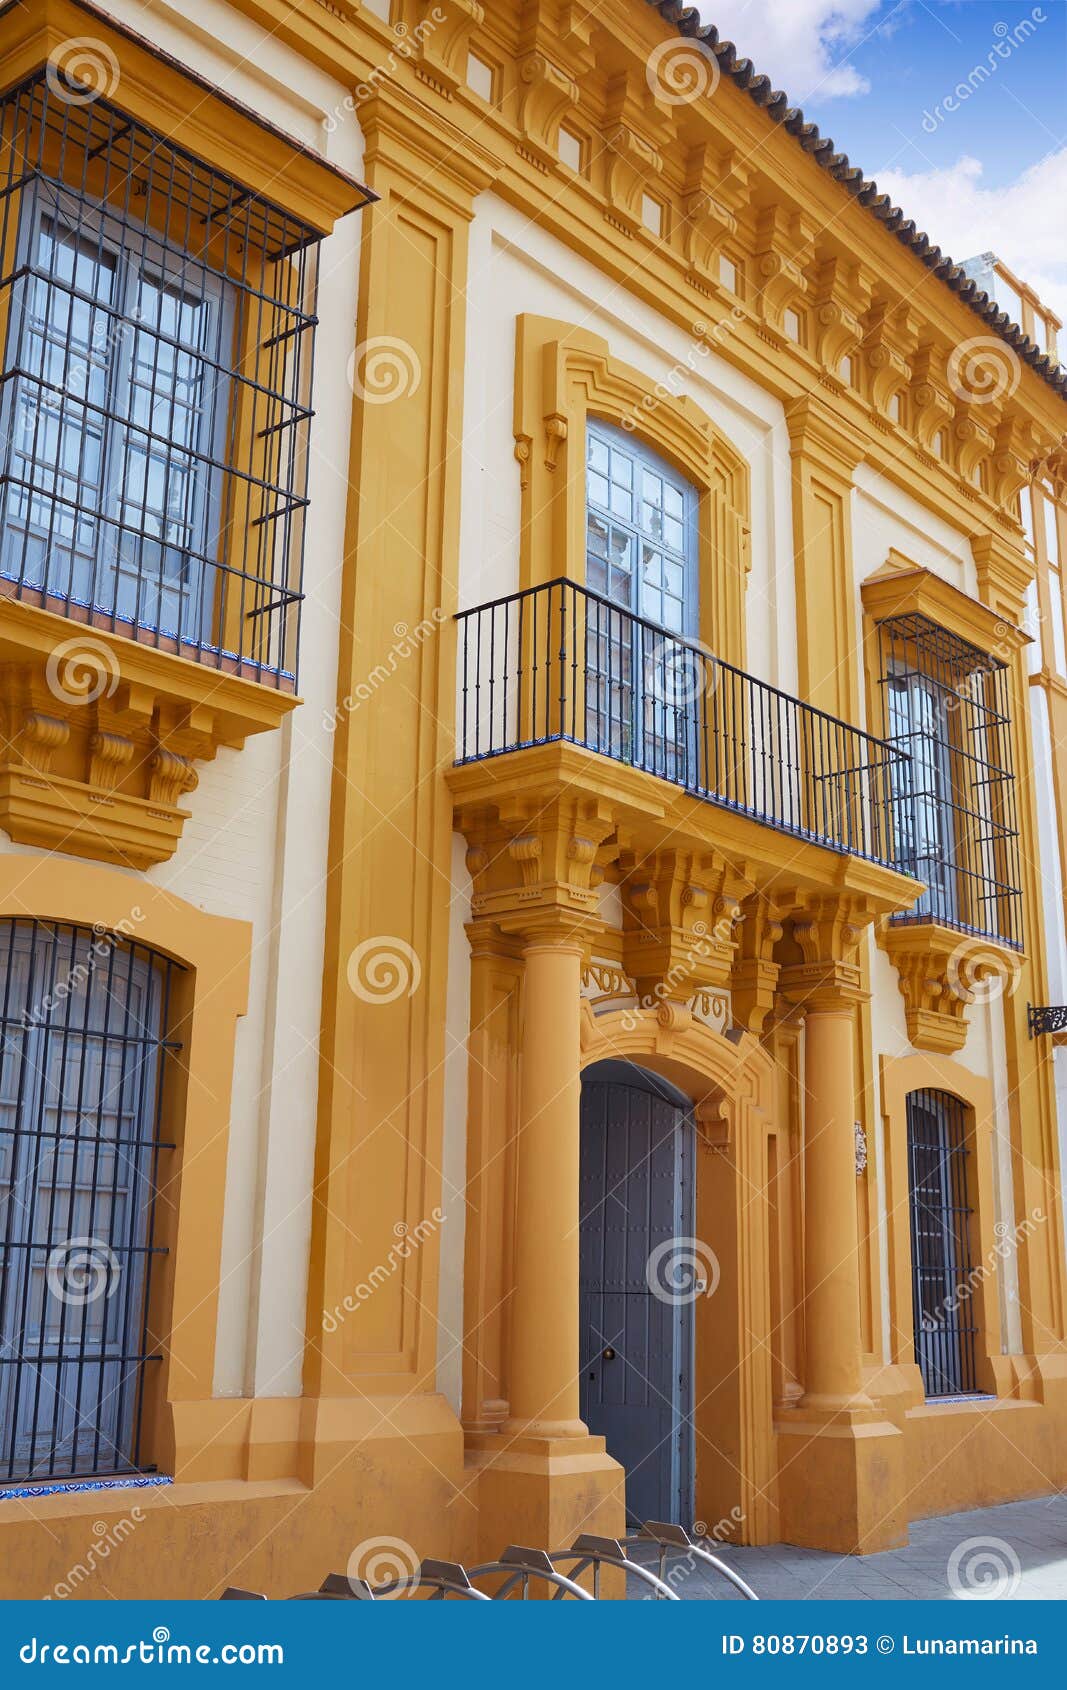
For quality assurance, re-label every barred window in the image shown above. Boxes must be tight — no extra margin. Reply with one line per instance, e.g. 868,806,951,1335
875,613,1022,948
906,1089,979,1398
0,72,322,685
0,921,179,1485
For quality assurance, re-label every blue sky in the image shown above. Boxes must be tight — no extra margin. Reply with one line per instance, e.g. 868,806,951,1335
696,0,1067,324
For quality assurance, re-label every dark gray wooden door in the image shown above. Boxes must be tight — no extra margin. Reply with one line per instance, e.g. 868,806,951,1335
579,1066,694,1525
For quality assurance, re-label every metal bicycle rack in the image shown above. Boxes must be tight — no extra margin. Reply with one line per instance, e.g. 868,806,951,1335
477,1535,678,1601
634,1522,759,1600
466,1545,595,1600
218,1519,757,1602
361,1559,491,1601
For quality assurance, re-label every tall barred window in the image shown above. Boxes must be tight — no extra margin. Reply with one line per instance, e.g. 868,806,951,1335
0,73,322,684
875,613,1022,948
906,1089,979,1398
0,922,179,1485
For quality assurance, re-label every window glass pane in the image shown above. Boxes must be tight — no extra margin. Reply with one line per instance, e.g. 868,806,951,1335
588,436,609,475
610,480,631,518
1044,494,1061,566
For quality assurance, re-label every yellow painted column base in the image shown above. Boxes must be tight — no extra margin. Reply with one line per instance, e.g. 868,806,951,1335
775,1418,908,1554
464,1431,626,1592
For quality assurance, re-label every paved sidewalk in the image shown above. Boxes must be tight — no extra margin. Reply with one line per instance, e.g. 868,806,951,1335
637,1496,1067,1600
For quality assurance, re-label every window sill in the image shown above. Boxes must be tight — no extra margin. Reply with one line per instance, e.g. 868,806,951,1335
0,595,299,869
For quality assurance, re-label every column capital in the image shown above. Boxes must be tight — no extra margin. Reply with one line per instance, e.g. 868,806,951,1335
731,894,786,1034
618,845,753,1005
785,393,866,481
777,895,873,1013
456,787,617,933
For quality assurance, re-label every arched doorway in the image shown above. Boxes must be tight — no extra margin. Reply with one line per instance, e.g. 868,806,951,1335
579,1058,696,1526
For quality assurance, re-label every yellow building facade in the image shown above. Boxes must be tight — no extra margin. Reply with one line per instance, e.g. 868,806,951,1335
1,0,1067,1597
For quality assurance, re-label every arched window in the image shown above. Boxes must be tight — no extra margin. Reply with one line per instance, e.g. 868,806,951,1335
584,419,699,781
0,921,178,1484
906,1088,978,1397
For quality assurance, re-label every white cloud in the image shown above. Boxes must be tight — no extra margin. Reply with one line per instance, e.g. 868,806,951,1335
692,0,882,101
876,150,1067,333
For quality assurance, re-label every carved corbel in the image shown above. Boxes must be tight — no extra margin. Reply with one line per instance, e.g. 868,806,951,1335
731,896,785,1035
807,253,868,372
147,748,198,810
16,711,70,775
1029,432,1067,501
778,895,873,1011
87,731,136,792
603,124,663,236
753,204,811,332
516,52,578,172
619,847,752,1006
680,143,739,289
459,791,617,929
862,297,918,418
880,921,1019,1054
994,414,1043,509
695,1092,732,1156
681,190,736,289
909,346,955,454
953,404,996,488
412,0,485,98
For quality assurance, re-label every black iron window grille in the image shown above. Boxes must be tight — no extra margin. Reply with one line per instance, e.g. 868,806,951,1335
875,612,1022,948
456,577,907,865
0,72,322,685
0,920,179,1485
906,1088,980,1398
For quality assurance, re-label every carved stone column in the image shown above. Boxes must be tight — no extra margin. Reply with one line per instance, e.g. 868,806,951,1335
506,916,587,1435
774,897,908,1553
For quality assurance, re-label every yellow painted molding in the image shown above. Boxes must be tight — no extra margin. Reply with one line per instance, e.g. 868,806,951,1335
513,312,751,665
0,855,251,1471
447,739,922,915
861,552,1028,655
878,1050,1001,1392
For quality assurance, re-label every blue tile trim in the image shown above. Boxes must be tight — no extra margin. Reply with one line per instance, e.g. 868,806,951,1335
0,1474,172,1503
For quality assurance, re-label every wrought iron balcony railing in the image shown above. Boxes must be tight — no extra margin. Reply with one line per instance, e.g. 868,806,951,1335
456,577,909,868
